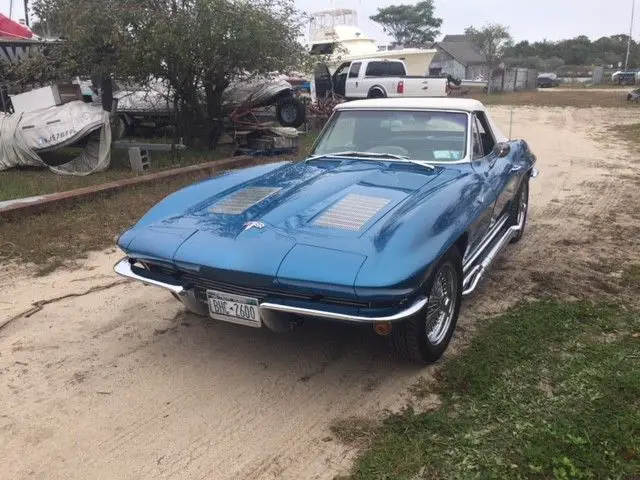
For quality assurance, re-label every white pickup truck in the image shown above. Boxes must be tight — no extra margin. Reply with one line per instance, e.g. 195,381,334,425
317,58,451,100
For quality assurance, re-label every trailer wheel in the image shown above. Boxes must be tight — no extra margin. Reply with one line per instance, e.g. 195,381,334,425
276,96,306,128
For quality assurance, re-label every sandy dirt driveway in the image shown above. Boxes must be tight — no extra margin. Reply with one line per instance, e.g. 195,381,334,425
1,106,638,480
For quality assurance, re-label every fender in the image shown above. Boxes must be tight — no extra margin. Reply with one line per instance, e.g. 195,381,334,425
353,167,494,300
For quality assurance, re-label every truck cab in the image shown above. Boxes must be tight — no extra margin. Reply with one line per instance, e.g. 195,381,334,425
330,58,449,100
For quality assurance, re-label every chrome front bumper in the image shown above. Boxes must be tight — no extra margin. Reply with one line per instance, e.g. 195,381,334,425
114,258,184,294
114,257,426,324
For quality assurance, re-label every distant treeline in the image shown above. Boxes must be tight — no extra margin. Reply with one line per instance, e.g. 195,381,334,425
503,34,640,71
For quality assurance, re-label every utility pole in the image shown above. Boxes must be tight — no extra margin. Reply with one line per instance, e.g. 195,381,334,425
625,0,635,70
23,0,29,27
9,0,13,19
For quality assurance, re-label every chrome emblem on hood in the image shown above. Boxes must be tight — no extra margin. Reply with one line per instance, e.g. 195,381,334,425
243,221,266,232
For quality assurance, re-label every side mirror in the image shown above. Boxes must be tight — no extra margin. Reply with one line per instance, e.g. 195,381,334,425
493,142,511,158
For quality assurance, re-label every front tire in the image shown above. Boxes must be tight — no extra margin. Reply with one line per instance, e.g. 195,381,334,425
392,246,463,364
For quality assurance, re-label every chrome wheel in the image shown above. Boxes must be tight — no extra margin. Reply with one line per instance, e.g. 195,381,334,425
425,264,458,345
391,247,462,364
516,183,528,227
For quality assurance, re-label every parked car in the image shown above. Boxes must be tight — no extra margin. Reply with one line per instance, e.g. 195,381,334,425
113,98,538,364
537,73,560,88
612,70,639,86
317,58,450,100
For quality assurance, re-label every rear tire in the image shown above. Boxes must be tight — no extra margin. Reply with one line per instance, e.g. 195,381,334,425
391,246,463,364
367,88,386,99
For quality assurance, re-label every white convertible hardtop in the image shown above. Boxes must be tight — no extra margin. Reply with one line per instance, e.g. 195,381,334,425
335,98,508,142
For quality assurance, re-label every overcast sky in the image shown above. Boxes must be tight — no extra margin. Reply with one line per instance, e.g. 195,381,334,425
0,0,636,43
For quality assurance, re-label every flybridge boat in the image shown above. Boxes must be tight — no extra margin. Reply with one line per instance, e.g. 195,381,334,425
308,9,437,76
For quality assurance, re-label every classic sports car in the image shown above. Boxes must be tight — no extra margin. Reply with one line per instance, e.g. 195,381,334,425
114,98,538,364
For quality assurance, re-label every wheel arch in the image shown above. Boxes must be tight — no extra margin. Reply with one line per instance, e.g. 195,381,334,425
367,85,387,98
453,232,469,259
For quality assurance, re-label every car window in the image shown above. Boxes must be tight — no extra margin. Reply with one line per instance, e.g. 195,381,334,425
472,116,484,159
349,62,361,79
312,110,469,162
335,62,350,77
365,61,406,77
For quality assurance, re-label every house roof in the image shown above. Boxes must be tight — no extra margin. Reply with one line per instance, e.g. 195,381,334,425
432,41,487,66
441,34,468,42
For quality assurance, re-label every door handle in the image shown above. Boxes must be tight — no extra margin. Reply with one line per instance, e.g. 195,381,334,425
510,165,523,173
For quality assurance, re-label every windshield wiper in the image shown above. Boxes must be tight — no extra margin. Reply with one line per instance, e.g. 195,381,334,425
307,151,405,161
307,151,437,170
403,159,437,170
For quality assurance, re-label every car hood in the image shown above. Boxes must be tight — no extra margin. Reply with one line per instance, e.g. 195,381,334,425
119,159,459,291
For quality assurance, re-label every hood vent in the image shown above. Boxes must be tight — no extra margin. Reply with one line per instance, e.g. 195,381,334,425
313,194,391,231
210,187,282,214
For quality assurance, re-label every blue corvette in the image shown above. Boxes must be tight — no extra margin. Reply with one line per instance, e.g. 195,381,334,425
114,98,537,364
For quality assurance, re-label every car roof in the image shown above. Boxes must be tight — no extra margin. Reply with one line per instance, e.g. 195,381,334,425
333,97,508,142
334,97,487,113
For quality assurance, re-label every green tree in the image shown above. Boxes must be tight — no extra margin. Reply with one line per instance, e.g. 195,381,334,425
502,34,640,69
370,0,442,48
465,23,513,64
29,0,308,146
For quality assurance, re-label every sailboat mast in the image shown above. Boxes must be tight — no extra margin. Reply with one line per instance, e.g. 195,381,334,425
625,0,635,70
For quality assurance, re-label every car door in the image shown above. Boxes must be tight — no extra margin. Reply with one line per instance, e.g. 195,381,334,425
473,110,520,227
344,61,362,98
464,115,497,262
332,62,351,97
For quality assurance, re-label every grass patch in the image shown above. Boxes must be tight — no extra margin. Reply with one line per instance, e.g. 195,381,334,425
0,132,318,272
331,417,380,448
622,264,640,290
0,131,319,203
471,90,635,108
609,123,640,149
339,301,640,479
0,144,234,202
0,171,213,269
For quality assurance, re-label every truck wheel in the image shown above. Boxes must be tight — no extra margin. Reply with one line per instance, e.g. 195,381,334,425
276,96,306,128
391,246,463,364
367,88,386,99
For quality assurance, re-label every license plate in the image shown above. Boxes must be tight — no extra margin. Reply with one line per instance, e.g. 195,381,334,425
206,290,261,328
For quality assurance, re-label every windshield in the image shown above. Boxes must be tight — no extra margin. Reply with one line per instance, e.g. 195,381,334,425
311,110,469,162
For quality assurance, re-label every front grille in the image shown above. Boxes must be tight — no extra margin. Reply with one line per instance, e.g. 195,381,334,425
145,263,370,308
